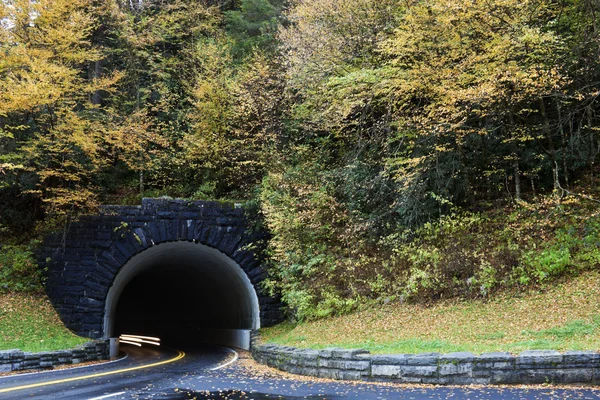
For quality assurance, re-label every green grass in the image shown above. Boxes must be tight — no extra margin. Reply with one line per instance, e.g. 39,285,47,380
261,271,600,355
0,293,88,352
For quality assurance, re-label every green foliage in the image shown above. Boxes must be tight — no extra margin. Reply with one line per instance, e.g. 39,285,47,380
225,0,281,60
260,160,357,320
515,214,600,284
0,243,43,293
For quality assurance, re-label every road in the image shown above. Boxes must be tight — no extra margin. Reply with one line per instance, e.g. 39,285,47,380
1,344,600,399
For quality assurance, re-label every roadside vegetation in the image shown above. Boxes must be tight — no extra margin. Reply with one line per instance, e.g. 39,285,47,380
0,245,87,352
261,270,600,354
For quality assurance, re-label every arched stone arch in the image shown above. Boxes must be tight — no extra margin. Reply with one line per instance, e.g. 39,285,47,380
103,241,261,348
42,199,282,348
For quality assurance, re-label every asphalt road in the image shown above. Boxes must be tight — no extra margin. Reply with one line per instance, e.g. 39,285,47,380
1,344,600,399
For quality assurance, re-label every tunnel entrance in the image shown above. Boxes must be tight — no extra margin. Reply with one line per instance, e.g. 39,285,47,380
104,241,260,349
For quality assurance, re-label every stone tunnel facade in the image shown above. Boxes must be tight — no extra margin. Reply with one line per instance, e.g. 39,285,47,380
42,198,282,339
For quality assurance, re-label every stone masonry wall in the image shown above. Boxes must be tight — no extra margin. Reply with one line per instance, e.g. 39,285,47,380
42,198,282,339
251,335,600,385
0,340,109,373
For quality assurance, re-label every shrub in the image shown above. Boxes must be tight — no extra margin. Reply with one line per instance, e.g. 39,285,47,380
0,243,44,293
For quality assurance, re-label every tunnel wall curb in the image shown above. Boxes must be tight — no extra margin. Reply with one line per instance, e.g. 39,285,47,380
250,332,600,385
0,339,110,373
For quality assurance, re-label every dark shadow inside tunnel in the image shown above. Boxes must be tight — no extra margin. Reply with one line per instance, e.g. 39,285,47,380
105,241,260,349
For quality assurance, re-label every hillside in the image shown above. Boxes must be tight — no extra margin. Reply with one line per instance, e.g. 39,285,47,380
0,293,87,352
262,270,600,354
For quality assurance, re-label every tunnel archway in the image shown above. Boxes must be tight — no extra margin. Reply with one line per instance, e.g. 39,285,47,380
104,241,260,349
43,199,282,343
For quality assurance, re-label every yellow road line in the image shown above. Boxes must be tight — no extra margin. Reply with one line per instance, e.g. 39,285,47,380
0,350,185,394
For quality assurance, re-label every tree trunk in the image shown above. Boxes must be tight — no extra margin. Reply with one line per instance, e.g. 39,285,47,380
91,60,103,105
555,94,569,188
508,112,521,202
539,97,559,192
588,106,595,177
513,157,521,201
139,170,144,196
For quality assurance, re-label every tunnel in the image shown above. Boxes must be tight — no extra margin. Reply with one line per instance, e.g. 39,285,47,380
103,241,260,350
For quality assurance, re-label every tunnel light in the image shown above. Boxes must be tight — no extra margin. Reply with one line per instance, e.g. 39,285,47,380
119,334,161,346
120,334,160,342
119,339,142,347
120,337,161,346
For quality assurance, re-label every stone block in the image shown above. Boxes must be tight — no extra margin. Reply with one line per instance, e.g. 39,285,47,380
318,359,370,371
563,351,599,367
421,377,448,385
158,221,168,241
0,350,22,361
179,212,200,220
318,368,342,379
207,226,226,247
297,350,319,367
401,365,438,378
156,211,175,219
561,368,593,383
299,367,319,377
474,352,515,371
519,369,565,384
447,376,490,385
222,235,243,256
439,362,472,377
331,348,369,359
516,350,563,368
478,352,514,362
371,354,411,365
439,352,476,363
339,370,365,380
397,376,422,383
56,351,73,364
406,353,441,366
319,348,342,359
0,363,12,373
489,370,522,384
133,228,148,247
371,364,403,378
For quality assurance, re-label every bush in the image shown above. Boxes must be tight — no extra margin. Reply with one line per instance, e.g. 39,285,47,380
0,243,44,293
261,162,600,321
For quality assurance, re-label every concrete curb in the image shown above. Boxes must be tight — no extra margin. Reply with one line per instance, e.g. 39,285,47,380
250,333,600,385
0,339,110,373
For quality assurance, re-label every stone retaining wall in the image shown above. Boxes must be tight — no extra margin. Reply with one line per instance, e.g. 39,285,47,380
0,340,110,373
251,340,600,385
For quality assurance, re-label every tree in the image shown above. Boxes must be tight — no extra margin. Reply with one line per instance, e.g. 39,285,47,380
0,0,119,229
380,0,567,205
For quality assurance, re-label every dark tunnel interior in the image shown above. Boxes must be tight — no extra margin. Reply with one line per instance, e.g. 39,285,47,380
107,242,259,348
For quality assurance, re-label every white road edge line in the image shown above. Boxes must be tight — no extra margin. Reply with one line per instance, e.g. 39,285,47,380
87,391,126,400
0,354,130,380
210,348,238,371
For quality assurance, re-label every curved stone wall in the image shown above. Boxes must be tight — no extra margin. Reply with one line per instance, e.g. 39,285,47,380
0,340,109,373
251,336,600,385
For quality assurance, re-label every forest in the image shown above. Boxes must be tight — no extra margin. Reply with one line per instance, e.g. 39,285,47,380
1,0,600,320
